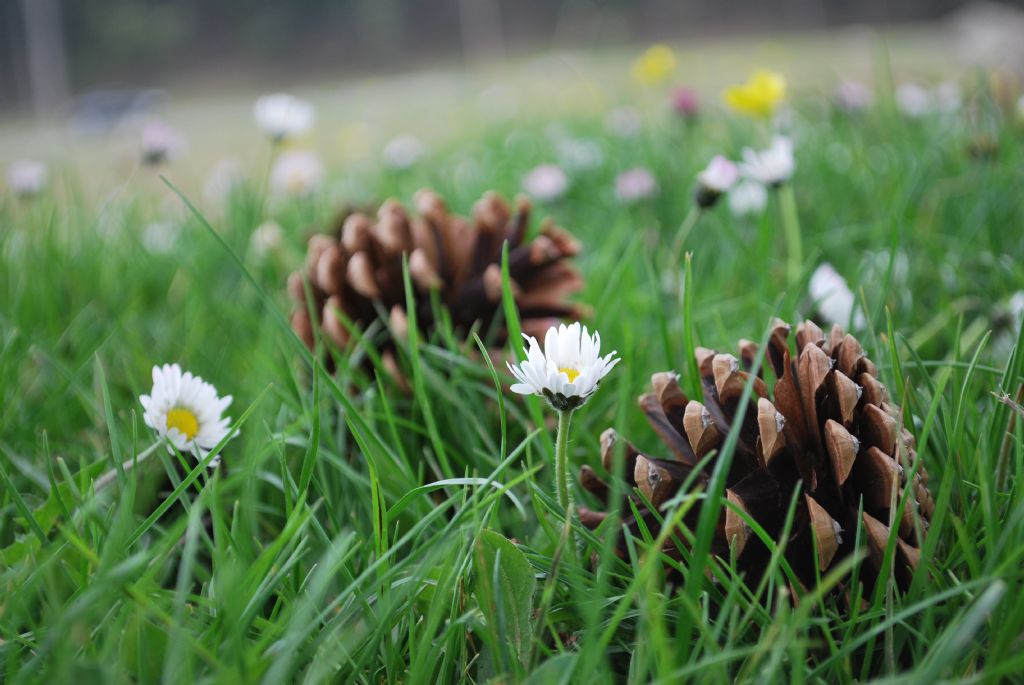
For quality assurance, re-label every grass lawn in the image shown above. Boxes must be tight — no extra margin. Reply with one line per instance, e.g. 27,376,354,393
2,27,1024,684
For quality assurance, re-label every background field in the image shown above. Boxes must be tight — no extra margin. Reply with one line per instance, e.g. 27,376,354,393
2,18,1024,685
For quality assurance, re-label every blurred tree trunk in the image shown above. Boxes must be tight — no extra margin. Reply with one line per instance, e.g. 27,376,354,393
20,0,69,115
458,0,504,61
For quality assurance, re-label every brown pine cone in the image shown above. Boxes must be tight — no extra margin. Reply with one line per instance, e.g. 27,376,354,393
287,190,585,377
579,319,934,596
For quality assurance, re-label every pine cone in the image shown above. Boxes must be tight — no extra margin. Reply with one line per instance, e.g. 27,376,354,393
579,319,934,595
288,190,585,376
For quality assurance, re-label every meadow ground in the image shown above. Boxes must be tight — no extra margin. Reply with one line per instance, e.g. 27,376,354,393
2,25,1024,684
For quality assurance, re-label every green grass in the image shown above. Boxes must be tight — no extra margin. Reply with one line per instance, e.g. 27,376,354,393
2,59,1024,683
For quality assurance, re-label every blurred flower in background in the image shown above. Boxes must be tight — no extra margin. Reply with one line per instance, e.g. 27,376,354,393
671,86,700,119
142,220,182,255
631,44,677,87
833,80,874,113
615,167,658,203
605,106,643,138
895,81,960,118
522,164,569,202
728,180,768,217
809,262,866,329
382,135,426,170
935,81,963,113
270,151,324,197
254,93,315,142
1009,291,1024,320
203,158,245,205
739,136,795,186
896,83,933,118
695,155,739,208
140,120,185,166
6,160,48,198
555,138,604,171
250,221,284,259
724,69,787,118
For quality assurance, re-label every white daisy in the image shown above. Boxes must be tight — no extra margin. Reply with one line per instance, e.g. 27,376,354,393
253,93,315,141
203,157,245,205
250,220,284,258
697,155,739,194
695,154,739,208
6,159,47,197
728,180,768,217
140,120,185,166
615,167,658,203
896,83,932,118
139,363,234,465
935,81,962,113
833,80,873,113
382,135,426,170
142,221,181,255
739,136,795,187
522,164,569,202
809,263,866,330
605,106,643,138
270,151,324,197
507,322,620,412
555,137,603,171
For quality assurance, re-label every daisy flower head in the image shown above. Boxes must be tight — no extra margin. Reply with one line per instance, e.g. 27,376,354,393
140,363,234,465
615,167,658,203
556,137,604,171
739,136,795,187
896,83,932,118
695,154,739,208
250,220,284,259
728,180,768,218
809,263,866,330
254,93,315,142
382,134,426,170
833,80,874,113
270,150,324,197
6,159,47,198
605,107,643,138
140,120,185,166
522,163,569,202
203,157,245,205
507,323,620,412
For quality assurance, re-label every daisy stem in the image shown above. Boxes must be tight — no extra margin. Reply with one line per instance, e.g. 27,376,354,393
554,408,577,564
778,184,802,287
554,409,574,517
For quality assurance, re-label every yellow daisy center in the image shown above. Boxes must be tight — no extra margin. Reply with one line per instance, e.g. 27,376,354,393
166,408,199,440
559,367,581,383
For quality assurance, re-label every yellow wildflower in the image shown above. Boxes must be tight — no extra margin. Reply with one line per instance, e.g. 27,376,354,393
631,45,677,87
723,69,787,118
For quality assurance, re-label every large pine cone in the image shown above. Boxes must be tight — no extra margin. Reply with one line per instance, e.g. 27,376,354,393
288,190,585,376
579,319,934,595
